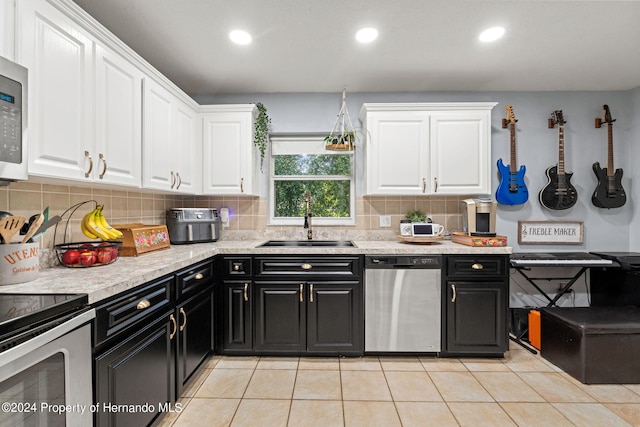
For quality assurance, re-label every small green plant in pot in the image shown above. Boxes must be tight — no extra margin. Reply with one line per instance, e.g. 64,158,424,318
405,209,427,223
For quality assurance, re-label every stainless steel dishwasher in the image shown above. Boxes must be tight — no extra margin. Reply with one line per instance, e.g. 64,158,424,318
365,255,441,352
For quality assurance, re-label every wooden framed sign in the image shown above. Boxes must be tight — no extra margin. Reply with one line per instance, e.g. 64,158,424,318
518,221,584,245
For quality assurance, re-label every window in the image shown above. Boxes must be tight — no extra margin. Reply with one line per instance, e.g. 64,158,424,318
269,135,355,226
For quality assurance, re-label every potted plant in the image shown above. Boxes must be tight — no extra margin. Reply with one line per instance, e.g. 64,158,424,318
324,129,357,151
405,209,427,223
254,102,271,171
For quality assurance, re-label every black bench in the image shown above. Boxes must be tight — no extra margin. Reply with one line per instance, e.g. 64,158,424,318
540,306,640,384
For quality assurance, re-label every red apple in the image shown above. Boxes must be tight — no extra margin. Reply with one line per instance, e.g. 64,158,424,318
96,249,112,264
62,249,80,265
79,250,96,266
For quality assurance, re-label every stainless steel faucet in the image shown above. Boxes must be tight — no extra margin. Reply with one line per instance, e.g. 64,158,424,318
303,191,313,240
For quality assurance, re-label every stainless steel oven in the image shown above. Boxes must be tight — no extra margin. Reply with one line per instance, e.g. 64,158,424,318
0,294,94,427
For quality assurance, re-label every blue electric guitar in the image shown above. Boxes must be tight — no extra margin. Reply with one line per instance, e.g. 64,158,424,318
496,105,528,205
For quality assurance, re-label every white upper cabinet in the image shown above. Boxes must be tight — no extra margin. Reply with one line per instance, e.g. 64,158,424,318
20,0,94,181
360,103,496,196
19,0,142,186
142,77,200,193
1,0,16,60
94,43,142,187
201,105,258,196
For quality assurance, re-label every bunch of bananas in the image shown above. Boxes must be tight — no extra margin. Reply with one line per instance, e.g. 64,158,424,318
81,205,123,240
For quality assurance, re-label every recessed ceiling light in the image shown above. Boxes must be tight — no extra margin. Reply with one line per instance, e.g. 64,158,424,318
356,27,378,43
229,30,252,45
479,26,505,42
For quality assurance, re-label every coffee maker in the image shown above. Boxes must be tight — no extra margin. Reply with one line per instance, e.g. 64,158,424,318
461,198,497,236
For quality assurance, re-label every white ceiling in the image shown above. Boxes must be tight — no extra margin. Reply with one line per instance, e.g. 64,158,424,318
72,0,640,96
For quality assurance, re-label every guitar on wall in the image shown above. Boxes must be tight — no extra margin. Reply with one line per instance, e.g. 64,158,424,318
539,110,578,210
496,104,528,205
592,104,626,208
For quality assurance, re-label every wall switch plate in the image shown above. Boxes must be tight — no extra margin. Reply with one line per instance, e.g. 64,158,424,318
379,215,391,227
220,207,229,227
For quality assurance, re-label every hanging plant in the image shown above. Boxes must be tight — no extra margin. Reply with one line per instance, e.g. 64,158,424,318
254,102,271,171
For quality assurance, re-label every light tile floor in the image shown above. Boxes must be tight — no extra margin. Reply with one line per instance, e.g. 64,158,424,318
158,342,640,427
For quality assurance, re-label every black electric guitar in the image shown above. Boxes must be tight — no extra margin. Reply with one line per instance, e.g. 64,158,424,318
496,105,528,205
592,105,626,208
539,110,578,210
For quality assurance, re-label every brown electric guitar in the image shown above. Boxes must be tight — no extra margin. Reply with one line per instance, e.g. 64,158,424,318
592,105,626,208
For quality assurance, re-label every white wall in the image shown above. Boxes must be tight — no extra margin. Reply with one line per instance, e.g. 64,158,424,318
630,86,640,252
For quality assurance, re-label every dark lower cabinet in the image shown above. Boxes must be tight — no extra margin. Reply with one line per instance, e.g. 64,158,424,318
95,313,175,427
176,288,214,396
222,280,253,351
254,280,362,355
443,255,509,356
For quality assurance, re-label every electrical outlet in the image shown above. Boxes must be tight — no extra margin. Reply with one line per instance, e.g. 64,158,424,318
379,215,391,227
220,207,229,227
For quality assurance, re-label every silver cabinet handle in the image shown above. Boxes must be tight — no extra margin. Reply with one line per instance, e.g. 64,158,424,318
301,263,312,270
195,273,204,280
472,263,484,270
451,284,456,303
240,177,244,193
169,314,177,339
422,177,426,193
176,172,182,189
179,307,187,332
170,171,176,189
99,153,107,179
243,283,249,302
434,177,438,192
299,284,304,302
84,150,93,178
309,284,314,303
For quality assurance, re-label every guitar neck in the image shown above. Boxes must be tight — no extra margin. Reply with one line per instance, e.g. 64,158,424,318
509,122,517,173
557,125,565,175
607,124,614,177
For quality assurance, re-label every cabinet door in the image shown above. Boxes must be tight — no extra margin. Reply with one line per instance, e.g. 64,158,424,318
445,280,508,354
0,1,15,59
176,289,213,396
221,281,253,351
142,78,176,191
253,281,306,352
363,111,430,195
21,0,94,180
95,313,176,427
307,281,362,355
94,43,142,187
174,100,201,194
430,111,491,194
202,108,257,195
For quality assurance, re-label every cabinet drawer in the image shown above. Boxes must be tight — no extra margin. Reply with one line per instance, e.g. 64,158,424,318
255,256,361,278
446,256,507,277
94,275,173,348
177,259,213,299
222,256,252,278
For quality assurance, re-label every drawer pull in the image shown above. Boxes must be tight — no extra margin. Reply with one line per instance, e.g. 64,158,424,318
195,273,204,280
84,151,93,178
136,299,151,310
301,263,312,270
299,284,304,302
169,314,177,339
451,284,456,303
233,264,240,271
471,263,484,270
244,283,249,302
309,284,314,303
179,307,187,331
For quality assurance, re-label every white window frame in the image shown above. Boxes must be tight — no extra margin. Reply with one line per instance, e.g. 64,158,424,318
269,135,355,226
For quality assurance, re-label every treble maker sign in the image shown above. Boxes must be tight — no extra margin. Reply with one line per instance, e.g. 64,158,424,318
518,221,584,244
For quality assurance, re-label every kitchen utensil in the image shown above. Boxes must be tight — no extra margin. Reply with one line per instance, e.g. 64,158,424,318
21,214,44,243
29,215,62,242
0,216,26,244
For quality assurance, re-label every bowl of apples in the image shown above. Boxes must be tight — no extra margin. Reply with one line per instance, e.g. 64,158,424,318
55,241,122,268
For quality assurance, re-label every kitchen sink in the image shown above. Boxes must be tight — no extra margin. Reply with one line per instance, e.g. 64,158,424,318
257,240,357,248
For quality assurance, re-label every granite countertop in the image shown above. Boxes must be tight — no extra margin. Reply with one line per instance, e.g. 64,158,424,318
0,239,511,304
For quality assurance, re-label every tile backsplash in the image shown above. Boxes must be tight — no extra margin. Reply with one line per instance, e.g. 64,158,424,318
2,181,470,249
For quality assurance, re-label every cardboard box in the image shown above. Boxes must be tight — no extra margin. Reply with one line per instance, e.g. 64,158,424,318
112,224,170,256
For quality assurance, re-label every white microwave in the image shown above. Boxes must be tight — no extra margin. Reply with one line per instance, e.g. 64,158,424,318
0,55,27,183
